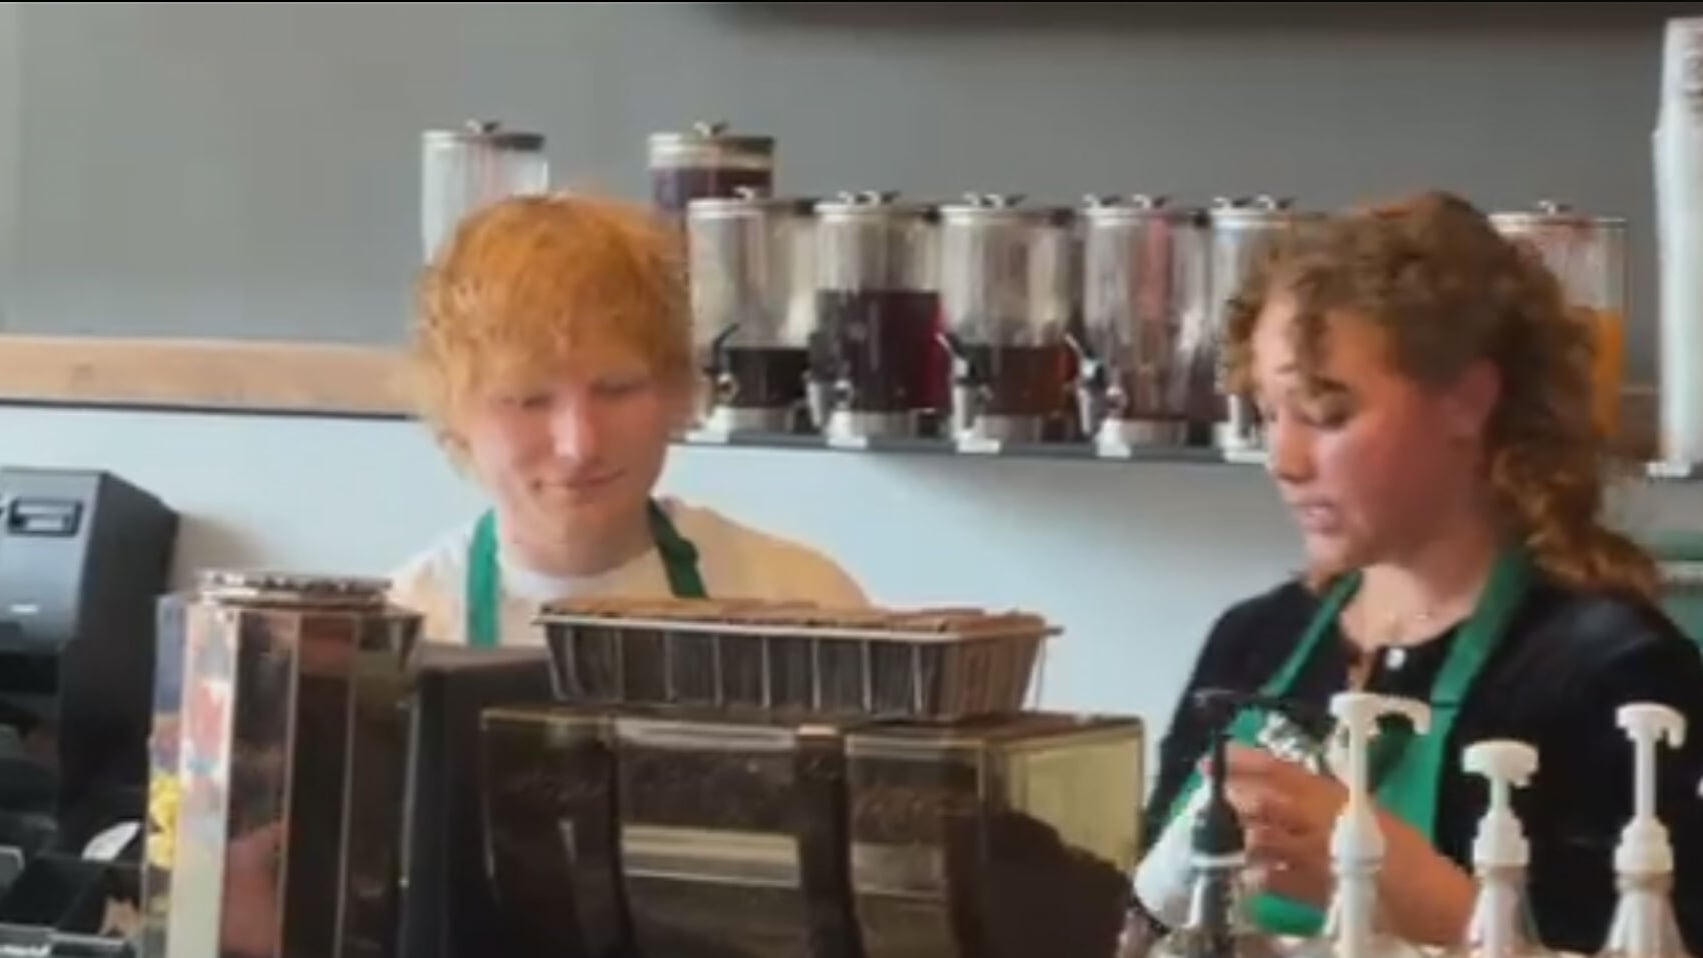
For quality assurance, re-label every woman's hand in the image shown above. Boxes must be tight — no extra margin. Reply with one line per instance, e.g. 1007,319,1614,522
1214,743,1479,946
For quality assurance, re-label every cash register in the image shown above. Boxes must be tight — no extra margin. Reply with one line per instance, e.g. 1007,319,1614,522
0,466,178,952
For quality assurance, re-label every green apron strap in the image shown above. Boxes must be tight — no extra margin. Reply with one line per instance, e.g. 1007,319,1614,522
463,500,709,647
1151,551,1533,938
647,499,709,600
1247,548,1533,935
465,509,502,649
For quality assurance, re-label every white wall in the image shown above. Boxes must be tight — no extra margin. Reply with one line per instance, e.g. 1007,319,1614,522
7,404,1703,733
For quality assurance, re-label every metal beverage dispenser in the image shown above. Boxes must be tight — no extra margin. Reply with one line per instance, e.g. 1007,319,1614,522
937,193,1077,451
420,120,549,263
1073,195,1213,455
1489,200,1629,443
1206,196,1314,459
648,121,776,219
687,189,819,437
808,191,943,446
149,572,420,958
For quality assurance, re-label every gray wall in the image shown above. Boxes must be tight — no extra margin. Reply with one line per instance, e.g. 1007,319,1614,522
0,1,1693,382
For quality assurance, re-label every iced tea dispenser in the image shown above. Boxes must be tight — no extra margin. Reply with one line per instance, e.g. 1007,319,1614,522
1490,200,1629,441
937,193,1077,451
648,121,776,219
687,189,818,437
1074,195,1212,455
420,120,549,263
808,190,942,445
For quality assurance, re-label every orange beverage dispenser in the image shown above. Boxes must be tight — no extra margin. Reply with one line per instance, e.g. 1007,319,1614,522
1490,200,1629,442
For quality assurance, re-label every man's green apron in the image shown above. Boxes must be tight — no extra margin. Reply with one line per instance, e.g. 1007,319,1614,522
462,499,709,648
1158,549,1533,936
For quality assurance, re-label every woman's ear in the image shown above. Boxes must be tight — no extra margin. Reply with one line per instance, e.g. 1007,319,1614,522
1442,359,1501,441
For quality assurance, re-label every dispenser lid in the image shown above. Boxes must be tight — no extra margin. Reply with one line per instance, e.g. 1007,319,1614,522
1080,193,1206,225
1207,194,1319,229
1463,739,1539,868
814,190,937,223
1489,199,1626,232
687,186,817,219
938,192,1073,226
195,569,391,607
422,119,545,153
647,120,776,164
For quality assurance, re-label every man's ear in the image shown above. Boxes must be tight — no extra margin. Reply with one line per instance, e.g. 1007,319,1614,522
1442,359,1501,441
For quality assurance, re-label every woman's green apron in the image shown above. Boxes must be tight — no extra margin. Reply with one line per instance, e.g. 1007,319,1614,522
1158,549,1533,935
462,500,709,648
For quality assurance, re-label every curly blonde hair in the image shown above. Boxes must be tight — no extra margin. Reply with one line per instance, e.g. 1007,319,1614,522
1223,190,1657,600
407,191,692,450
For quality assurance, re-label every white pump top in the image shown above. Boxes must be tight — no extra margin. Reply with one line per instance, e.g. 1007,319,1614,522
1462,740,1539,869
1329,692,1434,866
1614,703,1687,876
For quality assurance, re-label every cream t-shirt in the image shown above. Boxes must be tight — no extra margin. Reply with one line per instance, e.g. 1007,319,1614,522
386,497,869,646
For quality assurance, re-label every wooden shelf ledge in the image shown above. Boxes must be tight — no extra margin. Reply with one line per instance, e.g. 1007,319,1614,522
0,334,414,418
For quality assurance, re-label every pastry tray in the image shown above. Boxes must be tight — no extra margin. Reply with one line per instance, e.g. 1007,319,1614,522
537,598,1057,722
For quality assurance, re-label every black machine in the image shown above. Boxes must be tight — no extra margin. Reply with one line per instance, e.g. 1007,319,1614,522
397,644,555,958
0,466,179,854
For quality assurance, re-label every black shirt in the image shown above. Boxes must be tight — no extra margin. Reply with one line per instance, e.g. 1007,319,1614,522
1141,575,1703,955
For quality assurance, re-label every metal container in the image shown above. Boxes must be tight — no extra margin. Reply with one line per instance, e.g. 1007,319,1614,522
155,571,420,958
1075,195,1213,454
1490,200,1629,440
845,712,1145,958
937,193,1077,449
687,189,819,436
420,120,549,262
808,191,944,444
612,715,859,958
648,121,776,218
539,598,1055,722
1206,196,1316,456
479,705,625,958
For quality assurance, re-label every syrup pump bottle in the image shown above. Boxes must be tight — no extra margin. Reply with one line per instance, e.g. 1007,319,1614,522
1144,691,1288,958
1597,703,1694,958
1454,739,1553,958
1123,689,1329,958
1293,692,1433,958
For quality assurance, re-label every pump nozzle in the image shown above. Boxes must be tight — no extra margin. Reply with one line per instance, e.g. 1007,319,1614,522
1614,703,1687,876
1463,740,1539,869
1329,692,1433,866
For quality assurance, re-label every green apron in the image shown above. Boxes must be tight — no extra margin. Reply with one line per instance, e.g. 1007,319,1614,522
1159,548,1534,935
463,499,709,648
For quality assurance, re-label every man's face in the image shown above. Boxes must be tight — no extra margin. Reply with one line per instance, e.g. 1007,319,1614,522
454,341,687,546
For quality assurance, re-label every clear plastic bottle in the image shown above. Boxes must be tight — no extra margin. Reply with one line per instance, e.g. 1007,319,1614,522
1596,704,1695,958
1290,692,1433,958
1451,740,1553,958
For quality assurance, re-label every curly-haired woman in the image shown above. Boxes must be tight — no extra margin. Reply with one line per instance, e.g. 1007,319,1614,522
1139,191,1703,954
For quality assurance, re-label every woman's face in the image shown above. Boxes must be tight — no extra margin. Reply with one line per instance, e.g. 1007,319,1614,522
1250,293,1495,573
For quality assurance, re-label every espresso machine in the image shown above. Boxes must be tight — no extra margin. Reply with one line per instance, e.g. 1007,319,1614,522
477,596,1146,958
1489,199,1629,444
936,193,1078,452
686,189,820,439
808,191,945,447
648,121,777,222
419,119,549,263
1205,195,1316,461
143,571,420,958
1072,195,1214,456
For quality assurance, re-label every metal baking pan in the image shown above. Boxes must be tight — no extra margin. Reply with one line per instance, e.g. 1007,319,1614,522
537,599,1057,722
